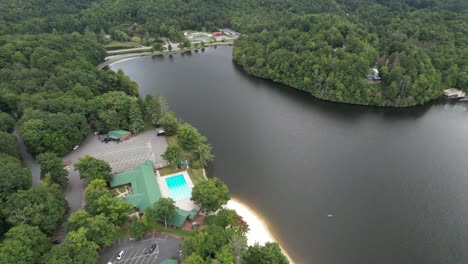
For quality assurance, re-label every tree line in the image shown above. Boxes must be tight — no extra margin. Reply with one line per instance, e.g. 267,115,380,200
233,1,467,106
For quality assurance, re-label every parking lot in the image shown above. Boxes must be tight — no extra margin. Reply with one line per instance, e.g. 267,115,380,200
100,234,182,264
90,130,168,173
63,129,169,214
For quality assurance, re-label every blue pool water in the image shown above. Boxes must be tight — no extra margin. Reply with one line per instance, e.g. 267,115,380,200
165,175,191,200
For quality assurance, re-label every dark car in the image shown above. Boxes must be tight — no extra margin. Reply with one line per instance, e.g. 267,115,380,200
148,244,157,253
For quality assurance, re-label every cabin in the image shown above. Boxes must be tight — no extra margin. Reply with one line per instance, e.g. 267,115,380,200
367,67,381,81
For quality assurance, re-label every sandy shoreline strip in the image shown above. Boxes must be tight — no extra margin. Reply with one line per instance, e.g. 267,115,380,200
225,199,295,263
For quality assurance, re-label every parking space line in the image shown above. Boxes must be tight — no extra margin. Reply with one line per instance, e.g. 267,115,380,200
127,248,141,260
132,248,146,264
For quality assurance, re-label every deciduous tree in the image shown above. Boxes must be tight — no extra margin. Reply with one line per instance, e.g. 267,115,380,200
158,112,178,136
37,152,68,188
155,197,177,228
0,224,51,264
191,178,230,212
244,242,288,264
74,155,112,182
161,144,184,169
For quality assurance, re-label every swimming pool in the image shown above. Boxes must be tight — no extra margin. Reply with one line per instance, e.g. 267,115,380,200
165,174,191,200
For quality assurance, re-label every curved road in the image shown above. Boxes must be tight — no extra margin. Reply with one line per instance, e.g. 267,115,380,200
13,129,41,187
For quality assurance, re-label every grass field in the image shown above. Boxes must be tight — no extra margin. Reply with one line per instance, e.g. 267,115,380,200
188,168,205,185
159,166,178,176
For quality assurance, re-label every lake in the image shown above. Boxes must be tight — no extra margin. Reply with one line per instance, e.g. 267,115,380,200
110,46,468,264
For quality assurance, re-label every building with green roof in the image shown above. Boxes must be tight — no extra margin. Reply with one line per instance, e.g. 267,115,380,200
160,259,178,264
166,208,199,228
110,160,199,227
110,160,161,213
108,130,131,141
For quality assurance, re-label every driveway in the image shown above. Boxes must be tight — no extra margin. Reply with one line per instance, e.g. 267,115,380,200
100,234,183,264
63,129,168,214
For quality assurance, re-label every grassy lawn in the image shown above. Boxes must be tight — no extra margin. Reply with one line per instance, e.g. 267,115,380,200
111,189,120,197
188,168,206,185
104,41,139,50
153,222,192,238
159,166,178,176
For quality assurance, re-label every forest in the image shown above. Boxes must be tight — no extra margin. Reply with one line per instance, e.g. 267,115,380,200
0,0,466,263
233,1,468,106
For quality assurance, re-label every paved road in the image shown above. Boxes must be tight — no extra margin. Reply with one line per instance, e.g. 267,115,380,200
107,46,151,54
100,234,182,264
13,129,41,187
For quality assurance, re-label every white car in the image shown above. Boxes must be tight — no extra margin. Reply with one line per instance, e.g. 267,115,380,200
72,145,79,150
157,129,165,136
117,250,125,260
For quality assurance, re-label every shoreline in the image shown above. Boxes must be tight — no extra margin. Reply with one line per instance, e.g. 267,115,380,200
102,48,294,262
225,198,295,264
99,42,234,69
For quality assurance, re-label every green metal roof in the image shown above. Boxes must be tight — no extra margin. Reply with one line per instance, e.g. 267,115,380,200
160,259,178,264
166,208,190,228
187,209,198,220
165,208,198,228
110,160,161,213
108,130,130,140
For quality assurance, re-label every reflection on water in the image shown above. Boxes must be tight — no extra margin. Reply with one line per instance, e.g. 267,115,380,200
110,47,468,264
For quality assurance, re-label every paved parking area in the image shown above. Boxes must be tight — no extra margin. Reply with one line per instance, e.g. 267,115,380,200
63,129,168,214
100,234,182,264
90,130,168,173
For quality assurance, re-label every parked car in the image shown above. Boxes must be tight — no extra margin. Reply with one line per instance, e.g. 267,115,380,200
157,129,165,136
117,250,125,261
148,244,157,253
72,145,79,150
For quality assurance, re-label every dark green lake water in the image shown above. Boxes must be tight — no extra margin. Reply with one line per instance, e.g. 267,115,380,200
110,46,468,264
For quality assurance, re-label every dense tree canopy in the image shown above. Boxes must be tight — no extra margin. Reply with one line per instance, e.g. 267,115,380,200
0,112,14,133
37,152,68,188
74,155,112,182
46,227,99,264
2,184,67,234
0,132,19,158
158,112,178,136
233,3,468,106
191,178,230,212
0,156,32,202
0,224,51,264
244,242,288,264
84,179,133,226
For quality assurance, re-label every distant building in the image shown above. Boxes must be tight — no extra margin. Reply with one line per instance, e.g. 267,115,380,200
108,130,132,141
222,28,240,36
367,67,381,81
212,31,222,36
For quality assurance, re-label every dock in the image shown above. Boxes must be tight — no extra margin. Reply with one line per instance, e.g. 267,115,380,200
443,88,466,99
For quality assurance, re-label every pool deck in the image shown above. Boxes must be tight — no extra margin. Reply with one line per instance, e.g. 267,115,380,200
156,170,200,212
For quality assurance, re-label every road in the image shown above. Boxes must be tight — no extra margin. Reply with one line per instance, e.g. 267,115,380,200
107,46,151,54
13,129,41,187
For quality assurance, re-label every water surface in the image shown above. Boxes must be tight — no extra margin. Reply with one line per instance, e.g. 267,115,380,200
111,47,468,264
